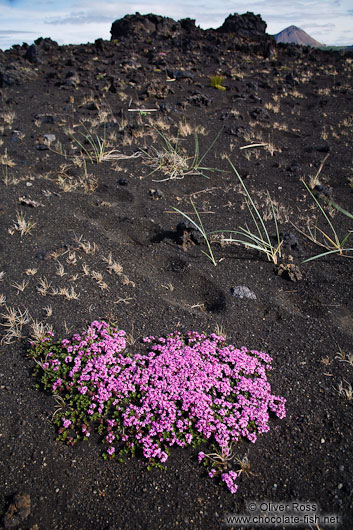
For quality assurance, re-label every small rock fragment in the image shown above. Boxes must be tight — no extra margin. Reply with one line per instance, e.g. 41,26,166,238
149,188,164,200
176,222,201,248
19,196,43,207
231,286,256,299
3,492,31,529
275,263,303,282
43,134,56,144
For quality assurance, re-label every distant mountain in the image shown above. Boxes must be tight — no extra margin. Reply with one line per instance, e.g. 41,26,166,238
274,25,323,47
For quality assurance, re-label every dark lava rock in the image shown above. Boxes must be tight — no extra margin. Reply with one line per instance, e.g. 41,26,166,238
34,36,59,50
64,71,80,87
0,62,38,87
170,70,195,80
231,286,257,299
3,492,31,529
264,43,275,60
180,18,196,32
111,13,180,40
285,72,296,86
24,44,40,64
225,126,251,138
10,130,23,144
275,263,303,282
249,107,270,121
34,113,56,124
280,232,301,252
217,12,267,38
118,178,128,186
139,80,172,100
176,222,201,247
286,161,301,172
111,13,155,39
149,188,164,200
313,184,333,200
317,145,330,153
95,38,105,51
187,92,212,107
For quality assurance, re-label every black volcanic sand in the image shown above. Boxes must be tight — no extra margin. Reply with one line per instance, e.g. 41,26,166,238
0,13,352,530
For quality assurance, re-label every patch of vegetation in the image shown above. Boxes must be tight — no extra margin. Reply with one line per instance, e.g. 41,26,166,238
210,75,226,91
29,321,286,494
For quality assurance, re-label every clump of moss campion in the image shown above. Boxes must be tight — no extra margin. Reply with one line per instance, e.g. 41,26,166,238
29,320,286,494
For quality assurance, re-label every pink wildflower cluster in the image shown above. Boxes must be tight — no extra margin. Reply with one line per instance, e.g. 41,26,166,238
221,471,238,494
31,322,286,495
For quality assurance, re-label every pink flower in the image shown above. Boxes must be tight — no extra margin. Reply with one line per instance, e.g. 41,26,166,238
35,322,285,497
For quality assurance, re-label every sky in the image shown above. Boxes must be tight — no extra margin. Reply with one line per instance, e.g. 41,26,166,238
1,0,353,51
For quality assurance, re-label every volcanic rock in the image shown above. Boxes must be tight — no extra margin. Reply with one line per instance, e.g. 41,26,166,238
110,13,180,40
217,12,267,38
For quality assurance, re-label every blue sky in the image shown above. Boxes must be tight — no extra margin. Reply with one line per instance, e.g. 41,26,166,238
1,0,353,50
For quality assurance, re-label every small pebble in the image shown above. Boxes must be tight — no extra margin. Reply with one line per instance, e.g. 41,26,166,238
231,286,256,300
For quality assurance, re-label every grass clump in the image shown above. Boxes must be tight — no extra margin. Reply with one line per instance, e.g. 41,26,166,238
142,129,223,181
172,200,217,266
213,160,283,264
172,160,283,265
293,182,353,262
29,321,286,494
71,124,139,164
210,75,226,91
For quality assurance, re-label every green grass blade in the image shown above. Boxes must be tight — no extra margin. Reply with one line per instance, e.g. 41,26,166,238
171,202,216,266
303,181,339,247
72,135,93,164
197,128,223,167
245,198,267,246
269,192,282,252
228,158,272,248
341,232,352,246
171,206,206,237
191,200,216,265
220,237,272,258
303,248,353,262
234,226,269,248
325,199,353,220
192,133,200,168
156,128,176,153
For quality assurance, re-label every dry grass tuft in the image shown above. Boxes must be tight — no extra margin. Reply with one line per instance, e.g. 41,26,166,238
214,324,226,339
56,261,66,277
0,110,16,125
336,380,353,401
0,305,31,344
74,235,98,255
66,251,77,266
9,211,36,236
43,305,53,317
102,253,123,275
24,268,38,276
30,320,54,343
11,280,29,293
58,286,80,301
37,277,52,297
91,271,110,291
0,149,16,167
